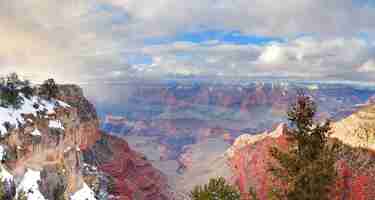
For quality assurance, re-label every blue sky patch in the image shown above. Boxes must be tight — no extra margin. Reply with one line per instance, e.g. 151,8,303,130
145,30,284,46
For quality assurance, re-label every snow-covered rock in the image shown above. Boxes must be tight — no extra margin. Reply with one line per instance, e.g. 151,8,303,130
49,120,64,130
0,165,13,181
30,128,42,136
17,169,46,200
0,94,69,136
71,183,96,200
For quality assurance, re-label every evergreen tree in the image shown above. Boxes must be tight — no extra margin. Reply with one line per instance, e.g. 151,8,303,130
15,190,27,200
39,79,59,100
0,73,32,108
190,177,241,200
269,92,338,200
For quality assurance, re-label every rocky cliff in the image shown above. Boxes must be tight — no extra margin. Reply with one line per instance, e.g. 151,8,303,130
0,84,170,200
228,106,375,200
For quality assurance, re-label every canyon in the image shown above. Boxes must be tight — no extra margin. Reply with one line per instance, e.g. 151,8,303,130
95,80,375,197
1,80,374,199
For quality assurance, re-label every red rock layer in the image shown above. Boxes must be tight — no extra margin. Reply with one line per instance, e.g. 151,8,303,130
229,129,375,200
99,135,170,200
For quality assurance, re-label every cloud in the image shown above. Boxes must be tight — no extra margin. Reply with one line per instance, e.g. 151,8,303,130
258,45,290,65
103,0,375,38
0,0,375,85
133,37,374,81
0,0,130,83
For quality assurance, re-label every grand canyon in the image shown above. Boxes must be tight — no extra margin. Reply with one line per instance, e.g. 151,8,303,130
86,79,375,199
2,0,375,199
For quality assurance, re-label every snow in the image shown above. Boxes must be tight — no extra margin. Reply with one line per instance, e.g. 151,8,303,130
71,183,97,200
17,169,46,200
64,146,72,153
49,120,64,130
31,128,42,136
57,100,71,108
0,94,69,136
0,165,13,181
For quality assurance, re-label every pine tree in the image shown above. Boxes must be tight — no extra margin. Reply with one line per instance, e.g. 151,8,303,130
39,79,59,100
15,190,27,200
269,92,338,200
190,177,241,200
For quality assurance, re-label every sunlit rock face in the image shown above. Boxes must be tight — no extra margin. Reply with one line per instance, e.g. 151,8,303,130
0,85,98,198
332,104,375,150
228,109,375,200
0,85,170,200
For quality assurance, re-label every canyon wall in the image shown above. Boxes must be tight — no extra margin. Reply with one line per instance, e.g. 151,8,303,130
0,84,170,200
228,106,375,200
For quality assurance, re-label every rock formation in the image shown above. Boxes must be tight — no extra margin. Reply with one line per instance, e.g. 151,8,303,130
228,105,375,200
0,84,170,200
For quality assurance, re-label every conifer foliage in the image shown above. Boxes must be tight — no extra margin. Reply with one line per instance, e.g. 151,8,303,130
190,177,241,200
0,73,33,108
39,79,59,100
269,92,338,200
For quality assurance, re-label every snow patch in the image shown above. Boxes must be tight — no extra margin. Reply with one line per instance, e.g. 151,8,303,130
17,169,46,200
30,128,42,136
56,100,71,108
0,165,13,181
49,120,64,130
0,95,69,136
71,183,96,200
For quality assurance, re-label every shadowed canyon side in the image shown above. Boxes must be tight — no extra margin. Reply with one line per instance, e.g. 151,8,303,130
227,105,375,200
0,84,170,200
60,85,171,200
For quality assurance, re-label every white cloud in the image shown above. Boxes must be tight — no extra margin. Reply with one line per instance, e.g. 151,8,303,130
258,44,289,64
103,0,375,37
135,37,375,81
0,0,375,84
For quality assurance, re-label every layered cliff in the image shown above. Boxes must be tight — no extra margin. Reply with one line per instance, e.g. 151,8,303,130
228,105,375,200
0,84,169,200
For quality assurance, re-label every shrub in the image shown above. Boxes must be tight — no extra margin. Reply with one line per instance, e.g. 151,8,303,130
0,180,6,200
190,177,241,200
0,73,34,108
19,84,34,99
107,176,117,194
0,87,23,109
39,79,59,100
15,190,27,200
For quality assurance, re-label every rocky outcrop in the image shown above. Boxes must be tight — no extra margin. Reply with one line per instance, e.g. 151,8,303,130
0,84,170,200
227,123,289,200
83,134,170,200
332,104,375,150
228,109,375,200
226,123,287,158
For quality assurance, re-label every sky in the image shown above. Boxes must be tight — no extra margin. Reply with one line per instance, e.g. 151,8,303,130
1,0,375,84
